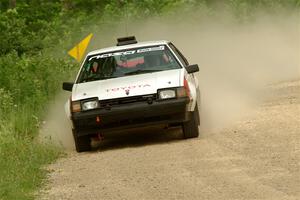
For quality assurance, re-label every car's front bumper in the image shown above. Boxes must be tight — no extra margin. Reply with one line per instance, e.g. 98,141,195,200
71,97,190,136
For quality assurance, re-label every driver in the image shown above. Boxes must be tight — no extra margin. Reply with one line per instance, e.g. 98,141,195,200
91,62,99,73
143,53,166,68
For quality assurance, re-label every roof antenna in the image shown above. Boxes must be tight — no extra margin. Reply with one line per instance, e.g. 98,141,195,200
124,0,129,36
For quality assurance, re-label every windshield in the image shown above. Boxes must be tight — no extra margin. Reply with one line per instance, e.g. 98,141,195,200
77,45,181,83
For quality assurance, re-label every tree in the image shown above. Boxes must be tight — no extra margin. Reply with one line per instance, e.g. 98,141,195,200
9,0,16,8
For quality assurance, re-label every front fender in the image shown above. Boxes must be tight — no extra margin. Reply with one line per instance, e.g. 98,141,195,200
64,98,74,129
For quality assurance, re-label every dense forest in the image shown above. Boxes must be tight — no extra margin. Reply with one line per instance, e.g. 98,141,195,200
0,0,299,199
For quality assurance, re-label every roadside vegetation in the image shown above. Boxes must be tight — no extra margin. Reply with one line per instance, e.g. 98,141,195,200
0,0,299,199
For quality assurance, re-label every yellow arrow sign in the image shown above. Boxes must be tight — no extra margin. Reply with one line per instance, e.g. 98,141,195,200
68,33,93,62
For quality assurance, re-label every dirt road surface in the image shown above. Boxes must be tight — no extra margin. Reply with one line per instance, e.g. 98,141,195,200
39,80,300,200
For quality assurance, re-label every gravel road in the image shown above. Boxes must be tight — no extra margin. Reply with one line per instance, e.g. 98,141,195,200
39,80,300,200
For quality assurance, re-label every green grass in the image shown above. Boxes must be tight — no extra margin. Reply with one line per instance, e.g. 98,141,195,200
0,54,76,200
0,128,59,199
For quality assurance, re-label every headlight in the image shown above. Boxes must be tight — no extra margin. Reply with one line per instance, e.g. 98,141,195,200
157,87,188,100
158,89,176,100
82,100,99,111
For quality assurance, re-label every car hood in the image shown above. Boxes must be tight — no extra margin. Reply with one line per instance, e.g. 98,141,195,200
72,69,183,101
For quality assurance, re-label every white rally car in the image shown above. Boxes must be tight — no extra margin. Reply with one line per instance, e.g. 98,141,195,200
63,36,200,152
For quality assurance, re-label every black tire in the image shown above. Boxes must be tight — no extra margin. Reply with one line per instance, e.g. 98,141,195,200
194,103,200,126
182,104,200,138
72,129,91,152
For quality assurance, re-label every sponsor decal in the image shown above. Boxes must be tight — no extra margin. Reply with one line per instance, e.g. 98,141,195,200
106,84,151,93
89,46,165,61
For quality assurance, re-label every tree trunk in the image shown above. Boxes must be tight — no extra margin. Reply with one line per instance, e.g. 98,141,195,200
62,0,72,11
9,0,16,9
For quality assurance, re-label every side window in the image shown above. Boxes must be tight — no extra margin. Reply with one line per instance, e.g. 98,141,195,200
168,43,189,66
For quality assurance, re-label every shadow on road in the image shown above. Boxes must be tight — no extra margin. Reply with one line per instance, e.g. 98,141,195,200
93,126,184,152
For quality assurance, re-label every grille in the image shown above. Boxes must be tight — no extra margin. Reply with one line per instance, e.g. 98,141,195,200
99,94,156,108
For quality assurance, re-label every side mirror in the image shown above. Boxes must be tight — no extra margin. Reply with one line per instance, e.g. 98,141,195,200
62,82,74,92
185,64,199,74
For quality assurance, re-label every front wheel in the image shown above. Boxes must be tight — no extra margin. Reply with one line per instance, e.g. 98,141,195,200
72,129,91,152
182,104,200,138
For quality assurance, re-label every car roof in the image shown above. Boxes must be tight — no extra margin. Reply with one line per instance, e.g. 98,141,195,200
87,40,170,56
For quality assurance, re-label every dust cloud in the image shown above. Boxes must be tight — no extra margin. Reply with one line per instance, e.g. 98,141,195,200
124,13,300,132
39,92,75,151
40,12,300,149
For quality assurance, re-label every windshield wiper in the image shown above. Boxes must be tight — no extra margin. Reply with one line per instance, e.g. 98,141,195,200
124,69,161,76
